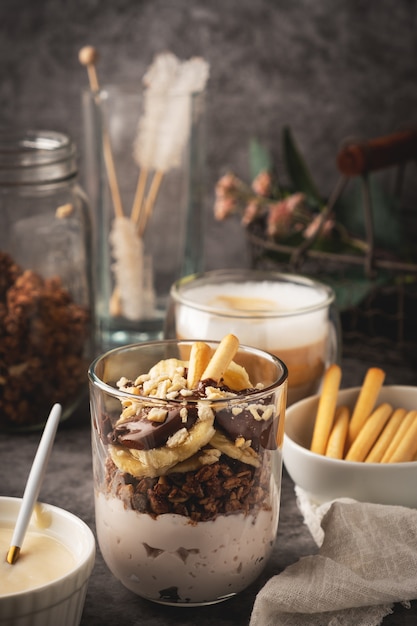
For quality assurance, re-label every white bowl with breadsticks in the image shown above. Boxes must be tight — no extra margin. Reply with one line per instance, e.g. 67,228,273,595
283,364,417,507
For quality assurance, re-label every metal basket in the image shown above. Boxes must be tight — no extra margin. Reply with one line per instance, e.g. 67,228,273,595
247,129,417,365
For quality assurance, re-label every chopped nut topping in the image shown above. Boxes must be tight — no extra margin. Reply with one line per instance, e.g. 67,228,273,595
167,427,188,448
249,403,274,422
204,385,237,400
197,404,215,423
147,407,168,423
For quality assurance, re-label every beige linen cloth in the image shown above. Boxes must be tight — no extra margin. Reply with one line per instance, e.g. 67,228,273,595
250,487,417,626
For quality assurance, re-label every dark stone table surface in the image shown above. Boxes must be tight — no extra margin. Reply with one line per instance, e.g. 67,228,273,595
2,355,417,625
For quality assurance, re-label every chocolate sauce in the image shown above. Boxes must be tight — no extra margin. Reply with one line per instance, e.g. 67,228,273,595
214,406,277,450
108,405,199,450
108,377,276,452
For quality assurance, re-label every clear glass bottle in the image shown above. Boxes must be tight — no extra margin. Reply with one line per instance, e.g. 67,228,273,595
0,130,93,431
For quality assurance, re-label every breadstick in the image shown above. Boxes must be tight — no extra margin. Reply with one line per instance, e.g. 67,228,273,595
187,341,212,389
325,405,350,459
380,409,417,463
364,407,407,463
310,364,342,455
386,410,417,463
201,334,239,384
347,367,385,448
345,403,392,462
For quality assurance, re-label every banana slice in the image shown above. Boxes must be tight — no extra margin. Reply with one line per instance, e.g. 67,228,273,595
110,409,215,478
165,447,222,474
222,361,252,391
210,430,260,467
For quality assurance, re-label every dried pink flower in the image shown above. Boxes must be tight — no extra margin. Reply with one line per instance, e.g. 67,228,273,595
267,200,293,237
303,213,335,239
284,192,306,214
252,171,272,197
266,193,307,237
215,173,240,197
213,173,241,220
241,200,263,226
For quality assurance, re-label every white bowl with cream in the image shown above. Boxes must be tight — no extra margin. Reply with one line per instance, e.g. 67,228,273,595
167,269,340,405
0,497,95,626
283,385,417,507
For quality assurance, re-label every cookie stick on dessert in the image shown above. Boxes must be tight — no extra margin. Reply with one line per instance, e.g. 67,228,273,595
310,364,342,455
187,341,212,389
201,334,240,384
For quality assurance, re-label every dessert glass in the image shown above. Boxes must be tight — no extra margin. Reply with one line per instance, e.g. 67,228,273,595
89,339,287,606
166,269,341,405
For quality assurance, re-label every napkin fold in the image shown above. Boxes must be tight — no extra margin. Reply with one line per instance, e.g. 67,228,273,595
250,488,417,626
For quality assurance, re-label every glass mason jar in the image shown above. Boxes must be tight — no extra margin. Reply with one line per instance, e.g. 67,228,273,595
89,339,288,606
0,130,93,431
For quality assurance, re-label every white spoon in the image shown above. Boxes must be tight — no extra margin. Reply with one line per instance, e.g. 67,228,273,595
6,403,62,564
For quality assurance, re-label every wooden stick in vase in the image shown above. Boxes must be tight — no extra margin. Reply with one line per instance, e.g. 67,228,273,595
79,46,124,219
137,170,164,237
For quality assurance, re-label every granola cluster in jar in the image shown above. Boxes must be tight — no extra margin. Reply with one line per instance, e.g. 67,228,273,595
0,251,90,430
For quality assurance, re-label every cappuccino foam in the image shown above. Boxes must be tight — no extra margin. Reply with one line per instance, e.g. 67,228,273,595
174,280,331,404
175,280,329,350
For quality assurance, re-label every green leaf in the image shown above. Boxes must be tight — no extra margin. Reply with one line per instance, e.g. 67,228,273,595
249,138,272,180
282,126,322,205
334,176,405,254
319,268,390,311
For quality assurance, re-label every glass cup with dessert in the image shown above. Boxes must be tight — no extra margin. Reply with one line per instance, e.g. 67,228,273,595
165,269,341,405
89,334,287,606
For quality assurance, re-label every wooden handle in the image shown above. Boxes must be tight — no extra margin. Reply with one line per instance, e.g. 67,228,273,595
337,129,417,176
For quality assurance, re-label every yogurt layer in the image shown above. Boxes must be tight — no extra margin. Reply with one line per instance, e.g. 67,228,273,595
95,489,279,605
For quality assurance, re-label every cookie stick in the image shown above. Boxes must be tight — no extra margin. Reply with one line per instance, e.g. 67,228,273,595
310,364,342,455
365,407,407,463
325,405,350,459
187,341,212,389
346,367,385,448
201,334,239,384
384,410,417,463
345,402,392,462
380,409,417,462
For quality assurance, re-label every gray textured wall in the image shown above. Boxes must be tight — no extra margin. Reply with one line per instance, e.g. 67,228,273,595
1,0,417,269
